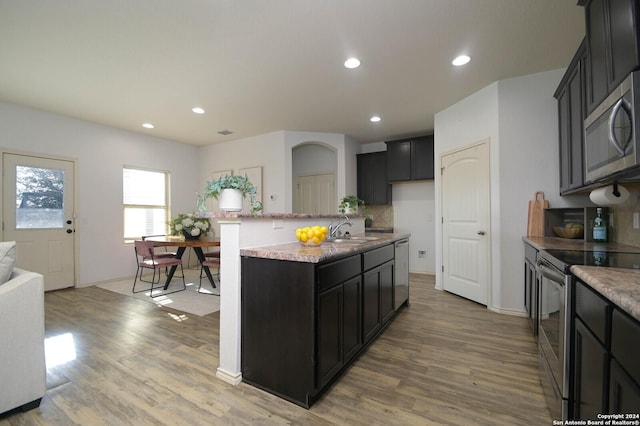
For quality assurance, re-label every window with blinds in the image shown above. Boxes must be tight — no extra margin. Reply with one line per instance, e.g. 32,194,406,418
123,166,169,241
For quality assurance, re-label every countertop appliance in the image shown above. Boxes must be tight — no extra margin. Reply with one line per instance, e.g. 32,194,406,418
394,238,409,309
584,71,640,183
536,248,640,420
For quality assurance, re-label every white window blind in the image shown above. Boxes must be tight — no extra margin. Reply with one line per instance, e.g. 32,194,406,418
123,167,169,240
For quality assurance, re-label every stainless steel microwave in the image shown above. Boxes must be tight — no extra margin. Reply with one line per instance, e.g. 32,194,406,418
584,71,640,183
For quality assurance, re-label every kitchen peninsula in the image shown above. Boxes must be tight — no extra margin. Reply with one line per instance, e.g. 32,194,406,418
199,212,410,394
240,232,410,408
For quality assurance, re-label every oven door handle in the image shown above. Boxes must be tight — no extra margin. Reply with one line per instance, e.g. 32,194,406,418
536,259,565,284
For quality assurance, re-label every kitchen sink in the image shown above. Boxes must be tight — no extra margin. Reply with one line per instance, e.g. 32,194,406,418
326,236,379,244
326,238,367,244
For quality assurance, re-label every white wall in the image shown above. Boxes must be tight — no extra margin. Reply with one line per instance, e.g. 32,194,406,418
392,181,436,273
198,131,287,216
434,69,590,314
0,101,200,285
198,130,357,230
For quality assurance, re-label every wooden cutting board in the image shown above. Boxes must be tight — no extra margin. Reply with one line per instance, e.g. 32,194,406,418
527,191,548,237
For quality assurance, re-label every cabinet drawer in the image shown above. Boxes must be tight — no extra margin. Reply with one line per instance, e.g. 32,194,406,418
363,244,394,271
611,308,640,384
317,255,361,292
575,280,610,345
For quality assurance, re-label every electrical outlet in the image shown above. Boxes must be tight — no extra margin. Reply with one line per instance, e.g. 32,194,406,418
418,250,426,258
634,212,640,229
272,219,283,229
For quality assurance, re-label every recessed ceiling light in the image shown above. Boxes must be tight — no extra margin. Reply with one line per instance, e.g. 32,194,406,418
344,57,361,69
452,55,471,66
142,123,154,129
192,107,205,114
370,115,381,122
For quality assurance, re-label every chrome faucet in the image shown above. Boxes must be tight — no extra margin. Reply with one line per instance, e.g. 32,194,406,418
329,215,352,238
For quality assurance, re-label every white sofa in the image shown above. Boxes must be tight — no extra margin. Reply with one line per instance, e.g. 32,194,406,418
0,268,46,415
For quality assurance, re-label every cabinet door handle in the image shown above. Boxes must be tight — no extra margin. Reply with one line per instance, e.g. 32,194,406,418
477,230,486,235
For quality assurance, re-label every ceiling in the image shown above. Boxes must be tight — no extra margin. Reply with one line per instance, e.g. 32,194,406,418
0,0,585,147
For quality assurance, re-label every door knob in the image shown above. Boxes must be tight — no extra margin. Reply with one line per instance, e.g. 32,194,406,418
66,229,73,234
477,230,486,235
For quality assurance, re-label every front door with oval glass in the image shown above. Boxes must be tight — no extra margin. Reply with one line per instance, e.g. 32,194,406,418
2,153,75,291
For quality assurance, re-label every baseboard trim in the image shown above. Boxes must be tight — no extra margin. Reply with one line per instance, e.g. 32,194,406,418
488,305,528,317
216,367,242,385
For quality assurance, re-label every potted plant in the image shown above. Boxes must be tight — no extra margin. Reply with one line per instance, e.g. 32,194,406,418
338,195,365,215
197,174,263,214
169,213,211,240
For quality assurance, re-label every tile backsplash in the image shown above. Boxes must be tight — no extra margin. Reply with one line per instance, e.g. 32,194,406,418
609,183,640,248
366,204,394,229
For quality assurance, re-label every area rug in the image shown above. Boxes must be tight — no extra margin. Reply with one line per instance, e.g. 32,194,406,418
96,268,220,316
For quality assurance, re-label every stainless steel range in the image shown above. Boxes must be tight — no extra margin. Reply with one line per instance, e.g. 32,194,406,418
536,250,572,420
536,249,640,420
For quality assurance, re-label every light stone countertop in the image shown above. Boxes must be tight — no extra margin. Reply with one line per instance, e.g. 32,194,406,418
240,232,410,264
571,266,640,322
523,236,640,322
523,236,640,253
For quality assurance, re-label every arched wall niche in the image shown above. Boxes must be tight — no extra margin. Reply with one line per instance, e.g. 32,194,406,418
291,141,337,213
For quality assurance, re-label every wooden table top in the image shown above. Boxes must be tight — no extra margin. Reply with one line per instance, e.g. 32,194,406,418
144,236,220,247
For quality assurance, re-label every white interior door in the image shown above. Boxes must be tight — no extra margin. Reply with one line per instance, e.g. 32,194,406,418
441,141,490,305
314,173,335,214
294,172,335,214
2,153,76,291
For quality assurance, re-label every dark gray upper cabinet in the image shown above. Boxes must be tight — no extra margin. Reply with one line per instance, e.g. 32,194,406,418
555,39,587,195
357,151,391,205
585,0,640,114
385,135,434,182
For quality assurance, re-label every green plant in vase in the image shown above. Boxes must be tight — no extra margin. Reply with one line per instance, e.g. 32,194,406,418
339,195,365,215
197,174,263,214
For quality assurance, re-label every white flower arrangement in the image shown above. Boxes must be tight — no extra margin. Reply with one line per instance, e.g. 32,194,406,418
168,213,211,238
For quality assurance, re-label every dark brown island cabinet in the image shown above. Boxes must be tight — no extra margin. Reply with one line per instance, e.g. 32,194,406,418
241,242,403,408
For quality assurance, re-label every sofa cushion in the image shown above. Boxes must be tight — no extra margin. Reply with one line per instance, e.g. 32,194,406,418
0,241,17,285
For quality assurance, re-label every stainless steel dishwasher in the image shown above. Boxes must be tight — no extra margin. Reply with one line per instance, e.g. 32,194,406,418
394,239,409,309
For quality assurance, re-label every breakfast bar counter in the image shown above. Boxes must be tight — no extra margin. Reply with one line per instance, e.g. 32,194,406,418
240,232,410,263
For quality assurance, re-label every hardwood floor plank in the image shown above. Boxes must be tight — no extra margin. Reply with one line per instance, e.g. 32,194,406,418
0,274,551,425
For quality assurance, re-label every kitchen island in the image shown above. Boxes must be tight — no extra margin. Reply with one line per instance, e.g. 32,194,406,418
240,233,410,408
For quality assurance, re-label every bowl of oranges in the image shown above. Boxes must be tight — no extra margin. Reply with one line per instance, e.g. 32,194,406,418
296,225,329,246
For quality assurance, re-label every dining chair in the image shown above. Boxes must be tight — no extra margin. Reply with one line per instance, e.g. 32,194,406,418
138,235,180,283
198,258,220,295
133,240,185,297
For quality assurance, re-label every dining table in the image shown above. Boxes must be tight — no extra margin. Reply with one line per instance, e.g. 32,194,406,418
143,236,220,290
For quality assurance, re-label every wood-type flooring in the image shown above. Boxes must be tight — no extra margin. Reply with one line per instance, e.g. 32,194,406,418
0,273,552,425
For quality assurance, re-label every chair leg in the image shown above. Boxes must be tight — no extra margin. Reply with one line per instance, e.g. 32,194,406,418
134,266,175,296
150,264,186,298
198,265,219,295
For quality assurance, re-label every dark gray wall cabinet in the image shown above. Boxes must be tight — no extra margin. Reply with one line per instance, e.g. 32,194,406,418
385,135,434,182
585,0,640,114
555,39,587,195
357,151,391,205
